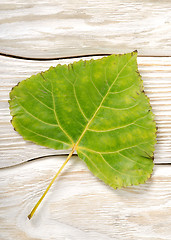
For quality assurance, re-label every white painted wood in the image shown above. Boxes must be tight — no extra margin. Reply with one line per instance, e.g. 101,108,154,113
0,156,171,240
0,55,171,167
0,1,171,239
0,0,171,58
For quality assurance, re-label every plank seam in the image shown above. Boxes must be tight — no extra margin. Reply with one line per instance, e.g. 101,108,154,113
0,154,170,170
0,52,171,61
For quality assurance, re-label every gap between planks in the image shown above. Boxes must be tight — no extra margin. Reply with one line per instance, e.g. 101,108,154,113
1,153,171,171
1,52,171,61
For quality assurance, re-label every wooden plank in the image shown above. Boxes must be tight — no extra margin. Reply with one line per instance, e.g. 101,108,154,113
0,1,171,58
0,156,171,240
0,55,171,167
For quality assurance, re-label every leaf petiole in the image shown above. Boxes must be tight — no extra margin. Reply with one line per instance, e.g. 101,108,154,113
28,147,75,220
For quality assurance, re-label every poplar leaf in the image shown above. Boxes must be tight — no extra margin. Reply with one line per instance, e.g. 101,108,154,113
9,51,156,189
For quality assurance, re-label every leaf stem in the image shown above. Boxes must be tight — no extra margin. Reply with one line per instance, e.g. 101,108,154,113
28,147,75,220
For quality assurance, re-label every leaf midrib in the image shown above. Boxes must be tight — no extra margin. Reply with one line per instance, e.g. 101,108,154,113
74,54,136,151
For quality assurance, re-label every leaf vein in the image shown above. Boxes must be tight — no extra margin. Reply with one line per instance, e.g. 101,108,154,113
134,123,151,130
78,140,152,154
15,97,58,127
39,73,52,93
100,153,139,177
102,102,138,111
88,113,150,132
118,152,147,167
50,80,74,145
89,65,103,98
26,90,54,111
39,82,51,93
60,68,74,86
73,84,89,121
79,150,110,183
109,83,135,94
17,119,71,146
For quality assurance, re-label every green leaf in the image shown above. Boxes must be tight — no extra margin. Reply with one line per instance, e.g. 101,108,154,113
9,51,156,190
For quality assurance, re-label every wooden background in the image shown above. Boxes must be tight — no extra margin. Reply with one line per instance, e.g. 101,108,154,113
0,1,171,239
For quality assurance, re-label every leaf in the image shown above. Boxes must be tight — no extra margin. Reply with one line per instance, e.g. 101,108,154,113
9,51,156,218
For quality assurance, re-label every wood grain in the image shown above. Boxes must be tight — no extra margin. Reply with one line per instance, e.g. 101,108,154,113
0,55,171,167
1,1,171,239
0,0,171,58
0,156,171,240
